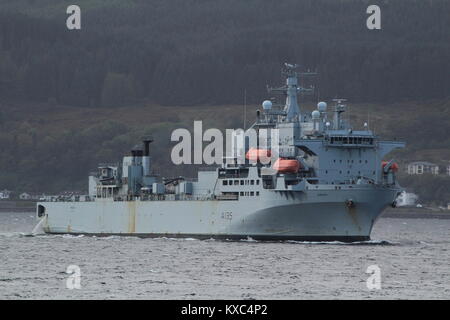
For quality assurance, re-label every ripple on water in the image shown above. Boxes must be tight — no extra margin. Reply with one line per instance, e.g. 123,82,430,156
1,213,449,299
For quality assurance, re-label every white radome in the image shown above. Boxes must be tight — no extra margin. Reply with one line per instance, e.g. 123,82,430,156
317,101,327,112
262,100,272,110
311,110,321,119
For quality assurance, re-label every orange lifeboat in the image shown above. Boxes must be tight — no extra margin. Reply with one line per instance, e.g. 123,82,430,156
246,148,271,162
382,161,399,172
272,158,300,173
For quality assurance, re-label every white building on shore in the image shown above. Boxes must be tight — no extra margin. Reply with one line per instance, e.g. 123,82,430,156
19,192,32,200
0,189,12,200
407,161,439,175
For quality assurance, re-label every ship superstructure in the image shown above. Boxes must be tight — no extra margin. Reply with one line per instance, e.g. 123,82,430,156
36,63,404,241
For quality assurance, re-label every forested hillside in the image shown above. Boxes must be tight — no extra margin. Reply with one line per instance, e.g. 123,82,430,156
0,0,449,107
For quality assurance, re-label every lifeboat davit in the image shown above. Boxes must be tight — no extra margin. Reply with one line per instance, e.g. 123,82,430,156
246,148,271,162
382,161,399,172
272,158,300,173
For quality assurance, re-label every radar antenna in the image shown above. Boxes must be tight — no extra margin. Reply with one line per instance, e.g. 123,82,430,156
331,98,347,130
266,63,317,121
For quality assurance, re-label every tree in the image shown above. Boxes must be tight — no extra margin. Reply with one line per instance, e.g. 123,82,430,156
100,72,137,107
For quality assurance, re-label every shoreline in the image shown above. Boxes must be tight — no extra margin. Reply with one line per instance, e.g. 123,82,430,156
0,200,36,213
1,201,450,219
381,207,450,219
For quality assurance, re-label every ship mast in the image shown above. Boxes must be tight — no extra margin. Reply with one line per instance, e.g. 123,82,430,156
284,63,300,121
332,98,347,130
267,63,315,122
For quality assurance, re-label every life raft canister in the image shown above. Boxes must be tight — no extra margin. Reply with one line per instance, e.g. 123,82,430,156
381,161,399,172
272,158,301,173
245,148,272,162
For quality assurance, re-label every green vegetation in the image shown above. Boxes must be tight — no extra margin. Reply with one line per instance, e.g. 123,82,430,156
1,99,449,206
0,102,242,192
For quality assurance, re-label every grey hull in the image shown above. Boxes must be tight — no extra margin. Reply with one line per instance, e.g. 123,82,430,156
37,187,397,242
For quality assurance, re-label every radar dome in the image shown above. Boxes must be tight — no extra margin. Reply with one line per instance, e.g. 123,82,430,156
317,101,327,112
311,110,321,119
262,100,272,110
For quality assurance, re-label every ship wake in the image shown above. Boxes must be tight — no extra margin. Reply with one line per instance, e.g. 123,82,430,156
285,239,395,246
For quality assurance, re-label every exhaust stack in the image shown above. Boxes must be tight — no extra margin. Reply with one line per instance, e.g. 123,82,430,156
142,135,154,176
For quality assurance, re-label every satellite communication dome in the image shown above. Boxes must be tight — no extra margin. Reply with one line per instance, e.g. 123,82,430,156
311,110,321,119
262,100,272,110
317,101,327,112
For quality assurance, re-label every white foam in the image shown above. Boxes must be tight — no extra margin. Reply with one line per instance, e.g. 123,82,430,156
31,218,46,235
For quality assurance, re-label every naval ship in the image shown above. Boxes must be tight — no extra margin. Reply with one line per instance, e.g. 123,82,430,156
36,63,404,241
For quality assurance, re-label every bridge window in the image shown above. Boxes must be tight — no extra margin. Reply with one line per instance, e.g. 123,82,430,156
223,180,228,185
